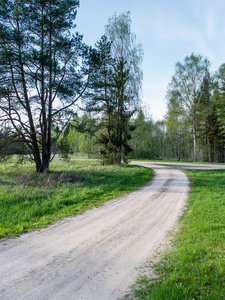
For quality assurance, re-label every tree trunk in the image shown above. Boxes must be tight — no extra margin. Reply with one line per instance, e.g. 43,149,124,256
208,135,213,162
177,130,181,161
207,119,213,162
193,123,197,162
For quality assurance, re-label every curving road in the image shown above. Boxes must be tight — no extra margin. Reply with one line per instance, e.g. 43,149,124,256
0,162,192,299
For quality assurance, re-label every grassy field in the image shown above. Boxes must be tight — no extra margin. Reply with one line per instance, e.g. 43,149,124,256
126,169,225,299
0,159,154,239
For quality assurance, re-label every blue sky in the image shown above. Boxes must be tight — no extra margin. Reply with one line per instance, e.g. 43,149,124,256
76,0,225,121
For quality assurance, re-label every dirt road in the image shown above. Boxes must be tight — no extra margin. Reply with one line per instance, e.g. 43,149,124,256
0,162,190,299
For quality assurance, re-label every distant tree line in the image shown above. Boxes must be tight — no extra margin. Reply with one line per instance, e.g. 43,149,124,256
60,53,225,163
165,54,225,162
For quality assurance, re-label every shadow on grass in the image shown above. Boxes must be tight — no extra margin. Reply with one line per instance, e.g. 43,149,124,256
0,164,148,189
0,163,154,238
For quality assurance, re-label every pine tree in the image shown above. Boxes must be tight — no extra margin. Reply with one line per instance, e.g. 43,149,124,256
84,35,118,163
0,0,88,172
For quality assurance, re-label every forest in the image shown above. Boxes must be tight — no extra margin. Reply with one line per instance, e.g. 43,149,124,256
1,1,225,169
57,53,225,164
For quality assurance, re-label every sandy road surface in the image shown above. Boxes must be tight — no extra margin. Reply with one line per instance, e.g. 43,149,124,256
0,162,191,299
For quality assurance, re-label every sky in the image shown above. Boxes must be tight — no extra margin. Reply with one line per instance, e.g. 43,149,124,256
75,0,225,121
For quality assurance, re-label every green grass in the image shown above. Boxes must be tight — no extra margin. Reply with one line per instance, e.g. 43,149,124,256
125,169,225,299
0,159,154,239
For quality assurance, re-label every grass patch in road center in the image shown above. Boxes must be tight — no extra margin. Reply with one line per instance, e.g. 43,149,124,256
0,160,153,239
125,169,225,299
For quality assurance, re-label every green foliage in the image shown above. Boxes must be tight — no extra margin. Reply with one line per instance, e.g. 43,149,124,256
83,12,143,165
129,110,170,160
0,129,13,162
59,113,99,158
85,35,122,164
0,128,30,162
164,55,225,163
0,0,88,172
167,53,211,162
126,169,225,299
0,159,153,238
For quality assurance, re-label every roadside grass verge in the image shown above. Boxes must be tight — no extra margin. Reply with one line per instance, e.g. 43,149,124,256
125,169,225,299
0,160,153,239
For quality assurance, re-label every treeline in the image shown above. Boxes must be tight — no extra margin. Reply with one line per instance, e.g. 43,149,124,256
2,53,225,163
1,0,225,168
58,54,225,163
59,111,167,161
165,54,225,163
132,54,225,163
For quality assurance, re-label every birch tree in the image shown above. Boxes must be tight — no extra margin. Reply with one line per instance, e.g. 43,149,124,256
167,53,210,161
104,12,143,164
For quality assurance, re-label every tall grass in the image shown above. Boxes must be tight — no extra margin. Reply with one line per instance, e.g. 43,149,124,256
126,169,225,299
0,159,153,239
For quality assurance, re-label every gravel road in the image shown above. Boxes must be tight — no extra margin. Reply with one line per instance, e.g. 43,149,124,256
0,161,191,299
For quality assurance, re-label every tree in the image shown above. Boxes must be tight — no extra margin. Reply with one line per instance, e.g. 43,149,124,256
129,110,148,159
167,53,210,161
211,64,225,161
214,64,225,128
0,0,89,172
0,126,12,162
84,35,117,162
103,12,143,164
166,94,186,161
196,71,218,162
